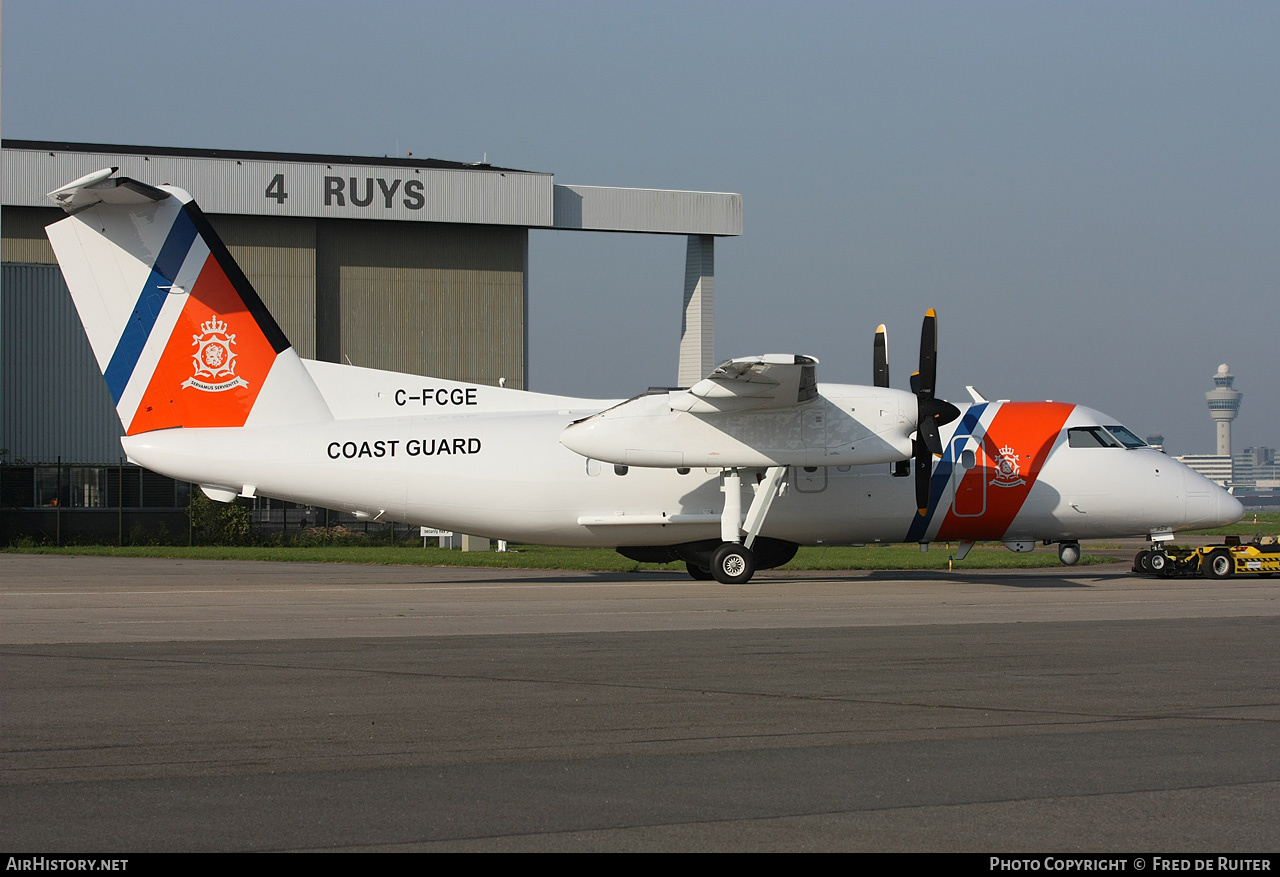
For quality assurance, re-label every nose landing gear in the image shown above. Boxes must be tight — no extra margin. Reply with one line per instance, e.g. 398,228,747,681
1058,541,1081,566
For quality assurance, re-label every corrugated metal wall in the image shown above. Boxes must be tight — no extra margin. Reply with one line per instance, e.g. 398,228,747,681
325,220,526,388
1,264,125,464
1,207,60,264
213,215,318,359
3,207,526,385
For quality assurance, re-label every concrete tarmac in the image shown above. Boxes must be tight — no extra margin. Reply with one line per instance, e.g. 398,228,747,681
2,554,1278,852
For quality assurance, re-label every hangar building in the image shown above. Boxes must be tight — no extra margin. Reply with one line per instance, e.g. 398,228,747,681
0,140,742,541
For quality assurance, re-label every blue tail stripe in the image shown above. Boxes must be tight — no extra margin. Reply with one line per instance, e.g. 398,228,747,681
103,210,199,404
905,403,987,542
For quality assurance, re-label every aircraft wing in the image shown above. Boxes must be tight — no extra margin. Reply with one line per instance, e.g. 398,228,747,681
670,354,819,414
561,353,917,469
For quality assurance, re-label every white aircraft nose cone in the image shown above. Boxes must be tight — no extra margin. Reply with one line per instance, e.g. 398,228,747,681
1175,463,1244,530
1217,490,1245,529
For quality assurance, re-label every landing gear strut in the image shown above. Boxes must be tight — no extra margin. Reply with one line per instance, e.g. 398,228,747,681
710,466,787,584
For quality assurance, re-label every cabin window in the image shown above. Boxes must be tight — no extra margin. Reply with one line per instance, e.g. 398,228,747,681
960,449,977,469
614,464,629,476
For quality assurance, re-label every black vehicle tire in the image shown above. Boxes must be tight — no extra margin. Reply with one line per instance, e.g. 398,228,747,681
1203,548,1234,580
1134,550,1152,575
711,543,756,585
686,562,713,581
1149,551,1168,574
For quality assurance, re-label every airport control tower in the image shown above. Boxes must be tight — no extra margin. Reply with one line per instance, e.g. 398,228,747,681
1206,364,1243,456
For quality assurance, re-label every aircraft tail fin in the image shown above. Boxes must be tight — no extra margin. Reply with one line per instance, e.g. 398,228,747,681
45,168,332,434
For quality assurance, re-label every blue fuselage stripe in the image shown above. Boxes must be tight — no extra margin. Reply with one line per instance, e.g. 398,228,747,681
905,403,987,542
103,210,199,404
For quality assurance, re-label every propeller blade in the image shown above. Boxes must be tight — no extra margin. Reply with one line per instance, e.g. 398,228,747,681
873,324,889,388
915,438,932,514
918,408,942,457
917,308,937,399
908,308,955,516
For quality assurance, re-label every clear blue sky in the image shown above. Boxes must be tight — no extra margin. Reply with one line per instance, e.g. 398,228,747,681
5,1,1277,455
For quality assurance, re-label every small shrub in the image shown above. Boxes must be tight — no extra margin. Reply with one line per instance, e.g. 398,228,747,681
188,491,252,545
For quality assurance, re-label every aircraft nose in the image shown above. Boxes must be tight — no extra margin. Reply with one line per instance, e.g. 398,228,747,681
1215,489,1245,529
1175,461,1243,530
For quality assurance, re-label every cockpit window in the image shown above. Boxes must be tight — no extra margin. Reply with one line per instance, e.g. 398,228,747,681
1104,425,1147,448
1068,426,1122,448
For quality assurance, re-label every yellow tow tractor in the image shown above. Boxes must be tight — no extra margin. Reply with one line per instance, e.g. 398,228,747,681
1134,534,1280,579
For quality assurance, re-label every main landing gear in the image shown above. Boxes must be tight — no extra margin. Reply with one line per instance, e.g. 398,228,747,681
711,542,755,585
620,467,798,583
702,466,788,585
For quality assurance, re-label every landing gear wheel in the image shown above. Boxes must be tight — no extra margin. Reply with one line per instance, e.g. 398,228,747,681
711,543,756,585
1203,548,1234,580
1059,542,1081,566
1148,551,1168,575
1134,550,1152,575
686,562,713,581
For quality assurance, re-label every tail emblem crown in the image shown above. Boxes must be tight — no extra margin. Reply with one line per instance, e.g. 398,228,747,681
182,314,249,393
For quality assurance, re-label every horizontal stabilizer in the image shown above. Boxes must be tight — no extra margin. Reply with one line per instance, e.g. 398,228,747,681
47,167,170,213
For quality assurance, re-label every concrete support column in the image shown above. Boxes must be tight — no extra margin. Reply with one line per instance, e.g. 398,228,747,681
679,234,715,387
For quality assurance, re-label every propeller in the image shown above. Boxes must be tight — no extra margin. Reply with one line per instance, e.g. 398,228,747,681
873,324,889,388
878,310,961,515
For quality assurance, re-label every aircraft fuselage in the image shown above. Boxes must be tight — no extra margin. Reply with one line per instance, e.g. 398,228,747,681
121,376,1239,549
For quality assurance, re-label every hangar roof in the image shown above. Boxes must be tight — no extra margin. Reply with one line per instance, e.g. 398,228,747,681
7,139,534,172
1,140,741,236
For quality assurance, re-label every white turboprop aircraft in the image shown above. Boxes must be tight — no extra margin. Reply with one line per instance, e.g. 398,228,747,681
44,168,1242,583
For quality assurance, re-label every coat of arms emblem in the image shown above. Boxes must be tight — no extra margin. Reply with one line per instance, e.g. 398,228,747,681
181,315,250,392
989,444,1026,488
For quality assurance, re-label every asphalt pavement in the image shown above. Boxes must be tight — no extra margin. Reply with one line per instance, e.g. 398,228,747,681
2,554,1277,852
